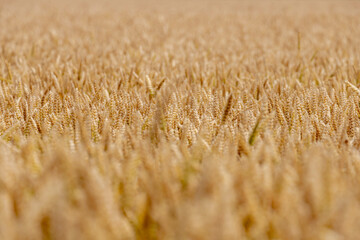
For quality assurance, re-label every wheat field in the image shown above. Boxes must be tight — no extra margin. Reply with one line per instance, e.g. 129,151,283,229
1,0,360,239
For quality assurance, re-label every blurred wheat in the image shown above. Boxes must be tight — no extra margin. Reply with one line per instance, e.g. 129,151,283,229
1,0,360,239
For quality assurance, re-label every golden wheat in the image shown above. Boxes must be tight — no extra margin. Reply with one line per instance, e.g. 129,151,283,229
1,0,360,239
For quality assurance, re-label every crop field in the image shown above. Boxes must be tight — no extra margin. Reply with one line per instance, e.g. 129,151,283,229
1,0,360,239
